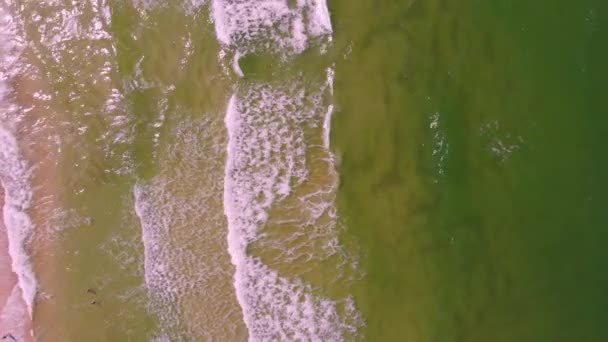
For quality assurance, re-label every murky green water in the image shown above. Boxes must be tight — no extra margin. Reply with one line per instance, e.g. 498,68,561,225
1,0,606,340
331,0,608,341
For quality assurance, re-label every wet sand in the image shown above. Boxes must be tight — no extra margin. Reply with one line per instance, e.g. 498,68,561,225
12,60,69,342
0,190,33,342
0,28,69,338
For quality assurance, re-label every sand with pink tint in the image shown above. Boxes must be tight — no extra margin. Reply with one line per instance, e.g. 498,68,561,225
0,190,32,342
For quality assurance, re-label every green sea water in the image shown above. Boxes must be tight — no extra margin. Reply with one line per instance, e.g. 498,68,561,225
3,0,606,340
331,0,608,341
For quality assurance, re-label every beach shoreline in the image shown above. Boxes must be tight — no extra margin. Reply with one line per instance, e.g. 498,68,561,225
0,8,66,338
0,191,33,341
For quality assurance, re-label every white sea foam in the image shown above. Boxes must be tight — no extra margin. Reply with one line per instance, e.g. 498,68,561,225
0,3,37,319
224,83,361,341
211,0,333,54
10,0,135,182
429,112,448,181
322,104,334,150
480,120,524,163
306,0,333,38
131,0,206,13
232,51,245,78
134,116,246,340
134,182,183,336
215,1,362,339
323,67,335,149
0,126,36,318
0,284,30,339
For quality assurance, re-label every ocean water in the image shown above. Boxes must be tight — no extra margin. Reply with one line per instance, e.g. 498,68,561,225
0,0,606,341
331,0,608,341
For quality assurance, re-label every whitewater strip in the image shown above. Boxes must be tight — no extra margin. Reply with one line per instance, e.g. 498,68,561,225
211,0,332,55
0,3,37,329
0,125,36,318
214,0,362,340
134,112,248,340
224,87,361,340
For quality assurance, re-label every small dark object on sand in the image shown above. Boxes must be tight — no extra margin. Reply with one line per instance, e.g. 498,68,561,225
86,288,97,295
2,333,16,341
90,300,99,305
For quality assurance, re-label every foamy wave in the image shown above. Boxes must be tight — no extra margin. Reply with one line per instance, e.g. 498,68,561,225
0,4,24,77
211,0,333,54
0,3,37,320
5,0,135,181
32,0,112,46
224,83,362,341
0,126,37,318
134,182,183,336
323,67,335,149
131,0,207,14
0,284,30,339
134,116,246,340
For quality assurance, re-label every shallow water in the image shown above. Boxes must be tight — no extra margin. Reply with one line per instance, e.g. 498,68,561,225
331,0,608,341
0,0,606,341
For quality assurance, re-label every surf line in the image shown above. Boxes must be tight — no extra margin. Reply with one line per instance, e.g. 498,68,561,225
213,0,361,340
0,3,38,326
0,124,37,320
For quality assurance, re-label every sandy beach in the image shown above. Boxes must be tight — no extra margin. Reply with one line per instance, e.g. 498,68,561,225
0,15,66,340
0,190,32,341
9,52,71,342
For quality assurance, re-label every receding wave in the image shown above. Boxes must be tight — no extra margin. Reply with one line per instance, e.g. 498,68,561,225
0,126,36,319
213,0,362,340
224,81,362,341
0,2,37,322
212,0,332,56
134,116,246,341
